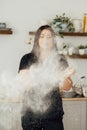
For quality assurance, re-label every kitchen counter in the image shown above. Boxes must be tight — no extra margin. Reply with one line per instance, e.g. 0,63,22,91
62,97,87,101
0,97,87,130
0,97,87,102
0,99,22,103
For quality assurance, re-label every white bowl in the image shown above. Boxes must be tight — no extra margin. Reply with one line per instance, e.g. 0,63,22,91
83,87,87,97
62,91,76,98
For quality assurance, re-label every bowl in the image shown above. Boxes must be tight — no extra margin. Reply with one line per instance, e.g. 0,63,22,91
82,87,87,97
62,91,76,98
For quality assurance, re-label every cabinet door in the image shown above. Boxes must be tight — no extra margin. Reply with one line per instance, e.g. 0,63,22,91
0,103,22,130
0,103,13,130
63,100,87,130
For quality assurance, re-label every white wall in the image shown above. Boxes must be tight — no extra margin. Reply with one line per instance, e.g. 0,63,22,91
0,0,87,84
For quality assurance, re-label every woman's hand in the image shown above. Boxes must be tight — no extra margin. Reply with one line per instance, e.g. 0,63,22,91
62,77,73,91
63,66,76,78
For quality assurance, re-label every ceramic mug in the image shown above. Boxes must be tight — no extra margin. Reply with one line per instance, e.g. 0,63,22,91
72,19,83,32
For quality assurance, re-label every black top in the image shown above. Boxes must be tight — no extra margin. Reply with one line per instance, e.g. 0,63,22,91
19,52,68,71
19,53,64,126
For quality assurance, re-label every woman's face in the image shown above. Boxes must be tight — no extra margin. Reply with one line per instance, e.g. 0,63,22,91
38,29,54,50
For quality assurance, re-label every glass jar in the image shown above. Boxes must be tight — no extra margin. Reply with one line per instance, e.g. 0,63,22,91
0,23,6,29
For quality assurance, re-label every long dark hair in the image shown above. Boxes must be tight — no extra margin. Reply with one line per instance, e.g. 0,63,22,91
31,25,58,59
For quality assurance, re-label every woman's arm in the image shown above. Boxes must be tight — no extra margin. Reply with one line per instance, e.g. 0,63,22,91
59,66,75,91
62,65,76,91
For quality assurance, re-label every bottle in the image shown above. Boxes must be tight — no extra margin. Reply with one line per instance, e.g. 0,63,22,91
83,14,87,32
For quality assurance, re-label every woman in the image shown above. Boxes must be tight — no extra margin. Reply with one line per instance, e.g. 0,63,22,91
19,25,74,130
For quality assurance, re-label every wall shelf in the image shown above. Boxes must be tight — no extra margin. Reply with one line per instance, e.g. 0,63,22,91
61,32,87,36
0,28,13,35
29,31,35,35
68,54,87,58
29,31,87,36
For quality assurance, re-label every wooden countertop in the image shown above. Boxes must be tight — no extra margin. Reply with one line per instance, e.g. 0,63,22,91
0,99,22,103
0,97,87,103
62,97,87,101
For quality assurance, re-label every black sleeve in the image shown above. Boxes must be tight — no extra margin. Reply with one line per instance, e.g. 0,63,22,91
18,54,30,72
18,53,36,72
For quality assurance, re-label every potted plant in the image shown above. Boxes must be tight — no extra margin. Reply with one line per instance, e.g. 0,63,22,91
78,45,85,55
84,45,87,54
50,13,75,37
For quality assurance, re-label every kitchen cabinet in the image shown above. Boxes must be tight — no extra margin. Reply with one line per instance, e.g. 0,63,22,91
0,98,87,130
0,101,22,130
63,98,87,130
